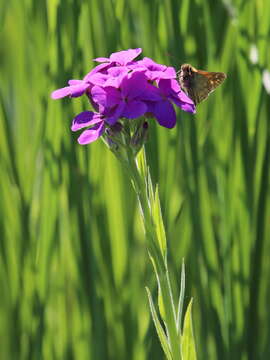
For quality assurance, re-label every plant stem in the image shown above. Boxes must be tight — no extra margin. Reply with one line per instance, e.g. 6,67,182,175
126,148,181,359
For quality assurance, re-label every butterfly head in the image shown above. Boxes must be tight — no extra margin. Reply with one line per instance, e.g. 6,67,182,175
179,64,197,89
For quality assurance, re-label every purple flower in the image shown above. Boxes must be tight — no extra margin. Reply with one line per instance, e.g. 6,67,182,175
145,79,195,128
51,80,90,99
71,102,129,144
91,70,160,123
51,48,195,145
71,111,105,145
130,57,176,81
94,48,142,66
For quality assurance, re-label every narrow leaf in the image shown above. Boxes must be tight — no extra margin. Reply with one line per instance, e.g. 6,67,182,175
177,259,186,334
157,280,166,323
153,185,167,257
181,299,197,360
146,287,173,360
136,146,148,179
147,253,166,322
147,167,155,207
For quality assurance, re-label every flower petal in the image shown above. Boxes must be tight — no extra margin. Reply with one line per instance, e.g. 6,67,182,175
110,48,142,65
135,59,176,81
105,101,126,125
91,85,122,108
122,100,147,119
121,71,148,98
169,78,182,93
83,63,113,81
71,111,102,131
158,78,195,112
88,73,109,86
51,86,73,99
93,57,110,63
66,83,89,97
144,70,167,81
176,90,195,105
68,79,82,85
77,122,105,145
105,67,129,87
148,100,176,128
157,79,174,96
159,66,176,79
107,66,129,77
176,101,196,114
141,83,163,101
171,90,196,113
91,86,107,107
51,82,89,99
140,57,167,71
105,87,122,107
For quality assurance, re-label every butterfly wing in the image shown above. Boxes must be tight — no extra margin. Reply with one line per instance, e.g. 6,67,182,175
184,86,201,106
179,64,226,106
192,71,226,105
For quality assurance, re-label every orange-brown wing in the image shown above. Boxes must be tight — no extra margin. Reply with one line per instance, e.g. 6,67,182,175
184,86,201,106
192,71,226,105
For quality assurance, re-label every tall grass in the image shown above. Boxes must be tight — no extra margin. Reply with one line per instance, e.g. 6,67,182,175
0,0,269,359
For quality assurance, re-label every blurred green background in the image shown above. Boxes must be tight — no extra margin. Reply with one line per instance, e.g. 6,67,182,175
0,0,269,359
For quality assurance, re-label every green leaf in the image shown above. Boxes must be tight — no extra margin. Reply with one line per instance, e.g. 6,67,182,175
147,254,166,322
146,287,173,360
147,168,155,208
136,146,148,180
181,299,197,360
177,260,186,334
157,279,166,323
153,185,167,257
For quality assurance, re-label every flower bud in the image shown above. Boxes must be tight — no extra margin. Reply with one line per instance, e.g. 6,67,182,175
130,121,149,154
103,122,124,152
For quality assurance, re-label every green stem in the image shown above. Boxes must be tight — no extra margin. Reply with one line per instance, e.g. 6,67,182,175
126,149,181,359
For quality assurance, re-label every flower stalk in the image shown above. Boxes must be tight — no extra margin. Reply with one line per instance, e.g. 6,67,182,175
103,126,197,360
125,147,182,359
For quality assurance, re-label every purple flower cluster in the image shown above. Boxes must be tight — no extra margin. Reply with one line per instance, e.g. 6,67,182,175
51,48,195,145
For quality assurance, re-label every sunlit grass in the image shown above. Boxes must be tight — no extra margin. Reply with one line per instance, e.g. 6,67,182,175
0,0,269,359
